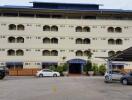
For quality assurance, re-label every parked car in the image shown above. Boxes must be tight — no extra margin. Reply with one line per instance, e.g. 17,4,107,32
120,72,132,85
0,67,9,79
36,69,60,77
104,70,124,82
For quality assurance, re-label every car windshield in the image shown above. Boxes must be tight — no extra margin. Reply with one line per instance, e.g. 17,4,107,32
108,71,121,74
42,69,52,72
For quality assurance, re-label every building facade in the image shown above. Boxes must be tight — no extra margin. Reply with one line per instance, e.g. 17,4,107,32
0,2,132,74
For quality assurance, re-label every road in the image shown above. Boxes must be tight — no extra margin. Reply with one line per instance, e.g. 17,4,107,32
0,76,132,100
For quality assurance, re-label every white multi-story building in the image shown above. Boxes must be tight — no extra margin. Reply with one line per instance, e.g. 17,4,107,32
0,2,132,74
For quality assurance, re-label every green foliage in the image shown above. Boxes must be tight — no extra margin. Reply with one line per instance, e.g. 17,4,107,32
83,49,93,72
99,64,106,75
83,61,93,72
86,50,93,59
92,63,99,74
62,63,68,71
49,65,56,71
56,66,63,73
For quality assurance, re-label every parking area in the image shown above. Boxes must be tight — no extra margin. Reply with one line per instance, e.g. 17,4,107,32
0,76,132,100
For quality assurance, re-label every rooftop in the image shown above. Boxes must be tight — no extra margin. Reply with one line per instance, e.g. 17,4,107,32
0,2,132,13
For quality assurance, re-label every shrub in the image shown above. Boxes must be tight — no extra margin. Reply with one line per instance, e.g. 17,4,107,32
56,66,63,73
83,61,93,72
63,63,68,71
49,65,56,71
99,64,106,75
92,63,99,75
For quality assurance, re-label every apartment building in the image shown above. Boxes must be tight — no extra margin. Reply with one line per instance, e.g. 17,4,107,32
0,2,132,74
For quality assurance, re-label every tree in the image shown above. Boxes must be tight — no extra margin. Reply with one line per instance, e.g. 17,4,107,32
83,50,93,73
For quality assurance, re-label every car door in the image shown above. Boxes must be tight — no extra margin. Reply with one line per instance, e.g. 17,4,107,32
43,69,53,76
42,70,48,76
112,71,122,80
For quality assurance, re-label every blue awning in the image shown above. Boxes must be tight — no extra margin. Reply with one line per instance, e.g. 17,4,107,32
42,62,57,65
67,59,86,64
6,62,23,65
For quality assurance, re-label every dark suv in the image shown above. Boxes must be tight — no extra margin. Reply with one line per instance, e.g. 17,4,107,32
120,72,132,85
0,67,8,79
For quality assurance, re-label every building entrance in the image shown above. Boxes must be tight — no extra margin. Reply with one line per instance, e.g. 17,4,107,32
67,59,86,74
69,63,81,74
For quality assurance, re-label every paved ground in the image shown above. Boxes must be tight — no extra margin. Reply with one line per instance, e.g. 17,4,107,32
0,76,132,100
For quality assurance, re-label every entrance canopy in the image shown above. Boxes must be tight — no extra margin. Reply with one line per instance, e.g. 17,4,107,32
110,47,132,61
67,59,86,64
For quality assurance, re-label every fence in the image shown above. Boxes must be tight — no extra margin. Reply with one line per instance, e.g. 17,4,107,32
9,68,41,76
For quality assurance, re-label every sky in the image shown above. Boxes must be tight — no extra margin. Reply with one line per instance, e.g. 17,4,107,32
0,0,132,10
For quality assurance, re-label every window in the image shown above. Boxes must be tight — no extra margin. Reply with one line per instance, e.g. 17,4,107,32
83,38,90,44
108,51,115,57
43,25,50,31
116,39,123,45
83,27,90,32
42,50,50,56
43,38,50,44
108,39,115,45
115,27,122,33
84,50,91,56
76,38,83,44
51,38,58,44
16,50,24,56
51,25,58,31
116,51,122,54
76,50,83,56
16,37,24,43
9,24,16,30
17,24,25,30
7,49,15,56
107,27,114,33
51,50,58,56
76,26,82,32
8,37,15,43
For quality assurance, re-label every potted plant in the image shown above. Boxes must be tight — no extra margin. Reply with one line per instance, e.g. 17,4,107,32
99,64,106,75
85,49,94,76
92,63,99,75
87,61,94,76
62,63,69,76
82,65,87,75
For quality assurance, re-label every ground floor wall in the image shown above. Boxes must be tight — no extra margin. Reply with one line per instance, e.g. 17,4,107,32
0,59,132,76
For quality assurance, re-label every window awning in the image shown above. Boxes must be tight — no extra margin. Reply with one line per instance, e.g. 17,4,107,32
6,62,23,65
42,62,58,65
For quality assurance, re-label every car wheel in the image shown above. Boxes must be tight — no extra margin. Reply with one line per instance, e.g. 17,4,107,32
39,74,43,77
53,74,57,77
105,76,109,80
122,79,128,85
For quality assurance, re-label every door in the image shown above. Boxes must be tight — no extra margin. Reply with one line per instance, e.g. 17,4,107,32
69,63,81,74
112,71,122,80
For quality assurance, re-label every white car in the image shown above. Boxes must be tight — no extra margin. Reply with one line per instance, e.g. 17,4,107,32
36,69,60,77
104,70,124,82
